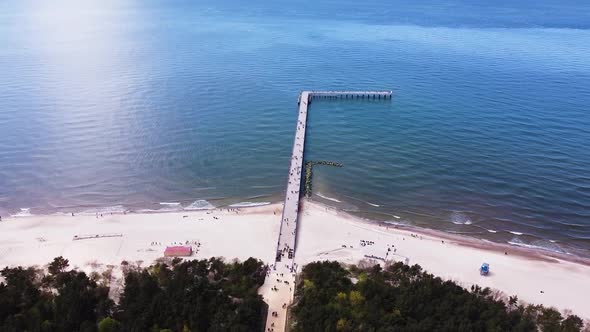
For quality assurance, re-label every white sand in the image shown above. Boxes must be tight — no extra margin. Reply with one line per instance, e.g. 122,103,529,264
1,201,589,319
0,205,281,269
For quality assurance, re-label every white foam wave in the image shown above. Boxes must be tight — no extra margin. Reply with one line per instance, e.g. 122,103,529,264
450,212,472,225
508,238,568,254
393,215,401,219
11,208,32,217
340,194,380,207
487,229,497,233
384,220,409,226
135,209,162,213
137,206,183,213
146,202,184,212
509,231,523,236
316,193,342,203
80,205,127,215
229,202,271,208
159,202,181,206
184,200,215,210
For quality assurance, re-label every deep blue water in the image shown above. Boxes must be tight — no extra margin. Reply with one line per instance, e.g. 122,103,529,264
1,0,589,255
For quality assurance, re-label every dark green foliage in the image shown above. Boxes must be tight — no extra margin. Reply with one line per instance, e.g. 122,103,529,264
561,315,584,332
0,257,112,332
291,261,585,332
0,256,266,332
115,257,266,331
1,257,584,332
98,317,121,332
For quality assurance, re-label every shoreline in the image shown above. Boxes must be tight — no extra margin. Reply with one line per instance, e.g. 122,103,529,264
323,201,590,266
310,200,590,266
4,198,590,264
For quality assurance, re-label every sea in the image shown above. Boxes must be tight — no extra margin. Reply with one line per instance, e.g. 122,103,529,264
1,0,589,257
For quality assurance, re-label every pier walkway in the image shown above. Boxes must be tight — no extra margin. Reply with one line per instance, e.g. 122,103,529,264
262,90,392,332
274,91,310,269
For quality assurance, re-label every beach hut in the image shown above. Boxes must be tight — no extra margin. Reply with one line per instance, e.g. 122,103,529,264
480,263,490,276
164,246,192,257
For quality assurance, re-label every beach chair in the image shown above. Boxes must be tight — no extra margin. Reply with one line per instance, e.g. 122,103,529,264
480,263,490,276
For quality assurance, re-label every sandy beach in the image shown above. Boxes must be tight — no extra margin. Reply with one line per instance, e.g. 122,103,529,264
0,201,589,319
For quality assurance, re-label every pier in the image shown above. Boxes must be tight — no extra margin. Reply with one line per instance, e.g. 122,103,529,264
262,90,392,332
308,90,393,101
275,91,310,268
277,90,392,268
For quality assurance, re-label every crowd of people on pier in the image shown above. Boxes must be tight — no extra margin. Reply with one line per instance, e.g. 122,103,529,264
265,267,297,332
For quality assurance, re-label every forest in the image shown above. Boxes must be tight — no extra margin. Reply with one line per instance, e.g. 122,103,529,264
0,257,266,332
0,257,585,331
291,261,585,331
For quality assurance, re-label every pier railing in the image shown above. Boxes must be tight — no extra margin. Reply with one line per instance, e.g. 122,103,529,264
307,90,392,100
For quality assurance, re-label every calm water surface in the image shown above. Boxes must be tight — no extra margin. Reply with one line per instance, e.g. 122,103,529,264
1,0,589,255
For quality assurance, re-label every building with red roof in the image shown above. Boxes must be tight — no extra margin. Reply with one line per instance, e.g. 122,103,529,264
164,246,193,257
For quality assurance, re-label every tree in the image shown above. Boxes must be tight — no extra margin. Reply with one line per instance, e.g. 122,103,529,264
561,315,584,332
538,307,563,332
116,258,266,332
48,256,69,275
508,295,518,309
98,317,120,332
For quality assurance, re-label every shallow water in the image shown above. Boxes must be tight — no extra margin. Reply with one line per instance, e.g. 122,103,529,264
1,0,589,255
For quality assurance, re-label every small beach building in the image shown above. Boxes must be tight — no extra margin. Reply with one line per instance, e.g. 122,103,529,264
164,246,193,257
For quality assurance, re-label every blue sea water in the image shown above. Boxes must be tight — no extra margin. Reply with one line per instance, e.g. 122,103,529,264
1,0,589,255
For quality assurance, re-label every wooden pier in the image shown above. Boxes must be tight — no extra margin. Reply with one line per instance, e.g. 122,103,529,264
307,90,393,101
263,90,392,332
277,90,392,268
275,91,310,268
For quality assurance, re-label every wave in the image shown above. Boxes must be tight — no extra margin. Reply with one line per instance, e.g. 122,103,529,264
159,202,181,206
384,220,409,226
11,208,32,217
450,212,472,225
184,200,215,210
487,229,498,233
251,185,279,189
393,215,401,219
136,202,185,212
508,237,568,254
316,192,342,203
509,231,523,236
246,194,273,200
229,202,271,208
447,230,486,235
339,194,380,207
79,205,127,215
136,209,164,213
